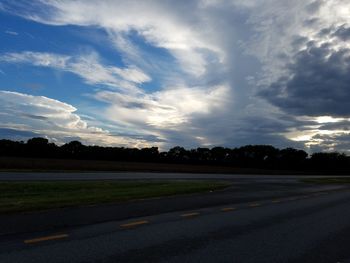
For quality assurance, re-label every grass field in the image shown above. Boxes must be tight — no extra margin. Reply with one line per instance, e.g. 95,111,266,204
302,178,350,184
0,180,230,214
0,156,305,174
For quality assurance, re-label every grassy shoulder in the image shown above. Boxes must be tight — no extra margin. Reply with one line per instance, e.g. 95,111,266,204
0,180,230,214
302,178,350,184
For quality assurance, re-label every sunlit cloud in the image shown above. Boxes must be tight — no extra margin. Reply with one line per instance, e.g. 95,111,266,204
94,84,229,129
314,116,346,124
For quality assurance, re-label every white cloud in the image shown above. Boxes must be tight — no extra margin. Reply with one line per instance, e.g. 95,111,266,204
0,90,89,132
6,0,224,78
94,84,229,129
0,51,150,92
0,90,156,147
4,30,18,36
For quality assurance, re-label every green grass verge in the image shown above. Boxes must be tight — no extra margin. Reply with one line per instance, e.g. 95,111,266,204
302,178,350,184
0,180,230,214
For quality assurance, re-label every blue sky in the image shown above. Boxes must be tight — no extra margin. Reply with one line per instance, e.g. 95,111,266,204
0,0,350,152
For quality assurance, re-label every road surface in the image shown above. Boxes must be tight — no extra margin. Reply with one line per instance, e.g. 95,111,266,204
1,172,350,262
1,189,350,262
1,171,350,181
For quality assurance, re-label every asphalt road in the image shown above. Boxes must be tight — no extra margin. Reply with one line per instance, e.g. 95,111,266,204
0,174,344,236
1,174,350,262
1,189,350,262
1,171,350,181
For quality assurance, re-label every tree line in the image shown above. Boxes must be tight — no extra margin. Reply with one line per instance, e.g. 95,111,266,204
0,137,349,172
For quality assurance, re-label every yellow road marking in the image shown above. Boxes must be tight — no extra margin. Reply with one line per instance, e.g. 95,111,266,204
120,220,149,228
24,234,69,244
181,212,200,218
272,200,281,203
221,207,236,212
249,203,261,207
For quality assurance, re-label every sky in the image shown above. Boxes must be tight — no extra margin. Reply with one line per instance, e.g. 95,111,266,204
0,0,349,152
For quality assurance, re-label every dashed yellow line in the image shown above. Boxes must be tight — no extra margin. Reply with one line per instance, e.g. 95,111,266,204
181,212,200,218
249,203,261,207
24,234,69,244
272,199,281,203
221,207,236,212
120,220,149,228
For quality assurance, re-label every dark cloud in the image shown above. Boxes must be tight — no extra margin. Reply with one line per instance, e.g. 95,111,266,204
316,24,350,41
317,26,335,38
21,113,48,120
291,36,309,49
261,31,350,117
309,133,350,153
303,18,320,27
333,24,350,41
174,113,308,150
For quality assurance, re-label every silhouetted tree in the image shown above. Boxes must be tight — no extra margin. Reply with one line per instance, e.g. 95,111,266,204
26,137,57,157
211,147,230,163
61,141,85,158
140,147,159,161
0,137,349,172
168,146,189,162
278,148,307,169
0,139,25,156
310,152,349,170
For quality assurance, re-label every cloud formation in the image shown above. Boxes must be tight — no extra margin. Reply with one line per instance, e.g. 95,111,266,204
0,51,150,92
1,0,224,78
1,0,350,152
94,85,229,128
261,37,350,116
0,90,155,147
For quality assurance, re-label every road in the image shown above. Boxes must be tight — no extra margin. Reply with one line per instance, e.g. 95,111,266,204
1,171,350,181
1,188,350,262
0,173,344,236
0,172,304,181
1,172,350,262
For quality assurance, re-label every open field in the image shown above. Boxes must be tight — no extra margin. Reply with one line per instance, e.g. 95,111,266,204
0,156,311,174
0,180,230,214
